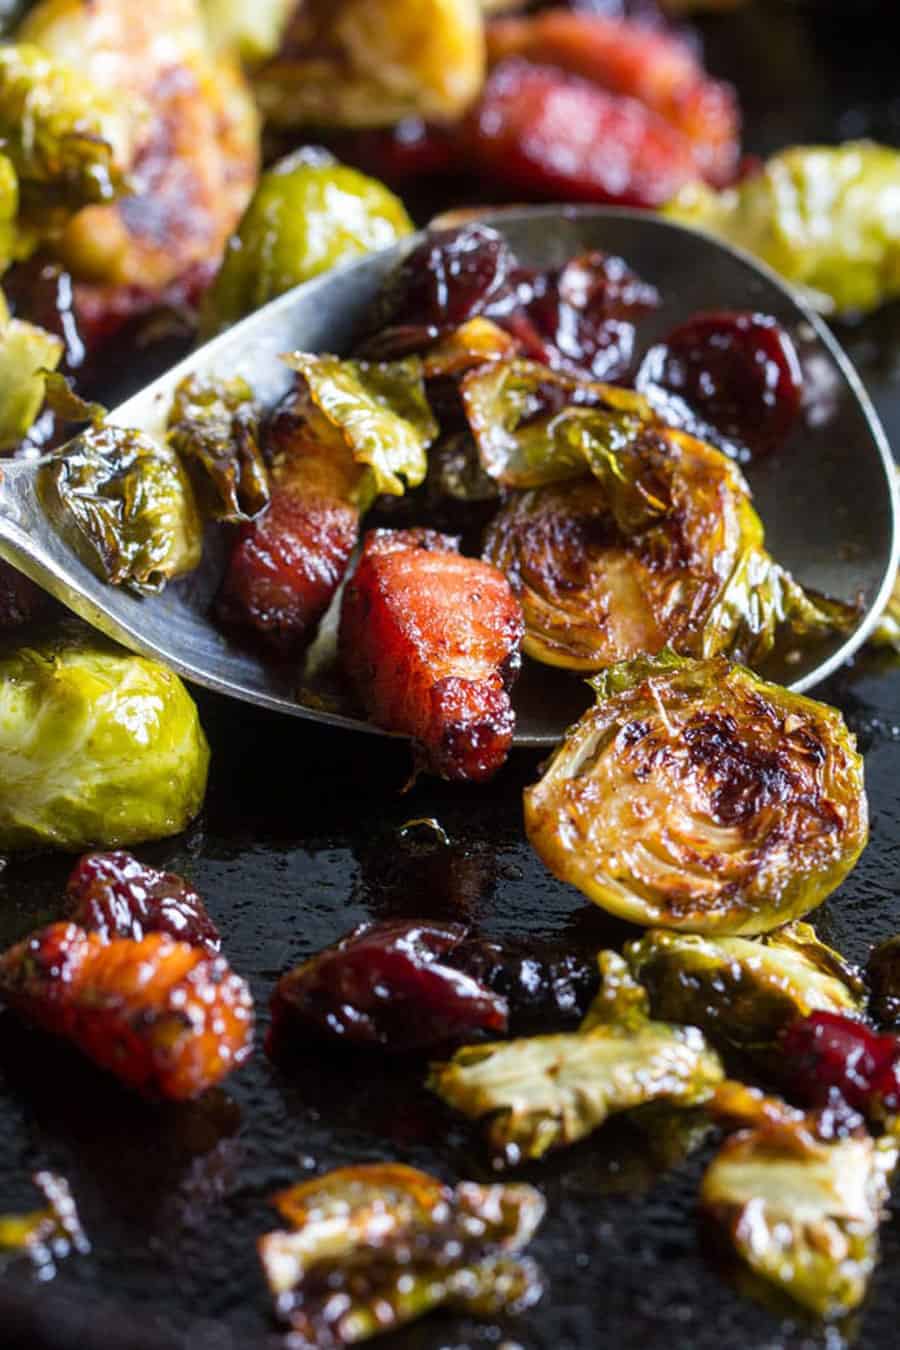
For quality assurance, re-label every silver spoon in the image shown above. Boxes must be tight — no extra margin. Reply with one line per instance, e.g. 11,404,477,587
1,206,897,747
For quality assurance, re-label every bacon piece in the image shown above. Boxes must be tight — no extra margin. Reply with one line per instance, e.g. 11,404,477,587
216,390,361,655
0,923,253,1101
66,851,220,953
486,13,740,186
468,61,700,209
339,529,524,781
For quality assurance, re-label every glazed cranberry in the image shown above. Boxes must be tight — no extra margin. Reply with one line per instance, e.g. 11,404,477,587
636,310,802,459
779,1011,900,1121
328,120,458,184
66,851,220,953
269,921,509,1053
449,937,599,1035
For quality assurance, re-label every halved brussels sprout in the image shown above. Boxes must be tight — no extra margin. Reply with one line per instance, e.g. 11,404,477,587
0,288,62,451
0,626,209,851
702,1085,897,1318
429,951,723,1163
167,372,269,523
253,0,485,129
201,149,412,337
259,1163,544,1342
666,141,900,316
627,922,866,1062
483,424,850,672
283,352,438,508
41,422,202,593
524,652,868,935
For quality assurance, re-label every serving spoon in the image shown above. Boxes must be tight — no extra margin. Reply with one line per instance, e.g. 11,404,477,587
0,206,896,747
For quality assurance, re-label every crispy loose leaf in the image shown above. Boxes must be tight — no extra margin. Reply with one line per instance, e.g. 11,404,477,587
284,352,438,508
41,424,203,593
167,373,269,523
258,1163,544,1344
429,951,723,1163
666,141,900,316
422,317,519,379
627,922,866,1064
0,1173,88,1273
525,652,868,936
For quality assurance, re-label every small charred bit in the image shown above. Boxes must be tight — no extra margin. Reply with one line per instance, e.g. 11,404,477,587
339,528,524,781
525,652,868,935
778,1011,900,1126
268,920,509,1055
429,952,723,1164
0,922,253,1101
65,851,220,953
215,388,362,656
701,1081,898,1319
258,1163,545,1345
867,936,900,1027
626,922,865,1067
635,310,803,461
167,373,270,524
0,1172,89,1274
0,559,50,630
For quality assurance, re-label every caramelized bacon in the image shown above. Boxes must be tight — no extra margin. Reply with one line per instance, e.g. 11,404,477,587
339,529,524,780
66,851,220,952
0,923,253,1101
216,390,361,655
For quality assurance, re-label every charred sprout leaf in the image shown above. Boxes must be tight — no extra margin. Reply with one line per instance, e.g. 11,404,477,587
200,0,295,59
41,368,105,426
0,1173,88,1273
627,922,866,1064
284,353,438,508
429,951,723,1163
41,424,202,593
0,627,209,851
483,424,853,672
253,0,485,129
0,43,136,220
525,653,868,935
258,1163,544,1344
701,1096,897,1318
0,289,62,451
422,317,519,379
167,373,269,523
201,149,412,337
461,357,650,489
666,141,900,316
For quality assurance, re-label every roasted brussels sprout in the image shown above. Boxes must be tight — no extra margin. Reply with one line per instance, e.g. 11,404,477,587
253,0,485,129
0,288,62,451
200,0,294,59
429,951,723,1163
201,149,412,336
667,142,900,316
524,652,868,935
0,628,209,851
701,1084,897,1318
258,1164,545,1343
284,352,437,508
627,922,866,1063
42,422,202,593
0,1173,88,1273
167,372,269,523
483,421,851,671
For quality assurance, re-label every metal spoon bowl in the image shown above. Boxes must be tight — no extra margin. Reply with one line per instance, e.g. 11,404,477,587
1,206,896,747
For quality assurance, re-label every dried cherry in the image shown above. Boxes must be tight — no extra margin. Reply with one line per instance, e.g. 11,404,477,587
66,851,220,953
779,1011,900,1122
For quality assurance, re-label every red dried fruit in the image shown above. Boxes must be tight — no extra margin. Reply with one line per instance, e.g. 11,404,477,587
468,60,700,209
66,851,220,953
269,920,509,1053
779,1011,900,1122
636,310,803,459
339,528,524,781
0,923,253,1101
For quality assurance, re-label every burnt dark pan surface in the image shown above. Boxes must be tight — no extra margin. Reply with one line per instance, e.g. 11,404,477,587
3,4,900,1347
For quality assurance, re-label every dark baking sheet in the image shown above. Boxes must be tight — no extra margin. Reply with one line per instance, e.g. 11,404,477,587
3,4,900,1347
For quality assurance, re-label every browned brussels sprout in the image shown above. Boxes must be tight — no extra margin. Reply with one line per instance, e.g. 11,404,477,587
483,422,851,672
253,0,485,129
524,652,868,935
429,951,723,1163
0,288,62,451
701,1082,898,1318
258,1163,544,1343
627,922,866,1063
41,422,202,593
167,372,269,523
